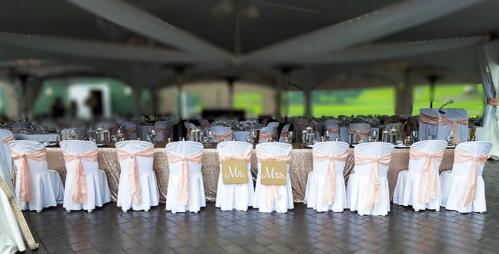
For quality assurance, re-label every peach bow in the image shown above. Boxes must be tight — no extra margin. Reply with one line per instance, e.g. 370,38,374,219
257,152,290,208
63,150,98,204
212,132,233,142
355,153,391,210
410,149,444,203
2,135,14,144
11,148,47,202
313,150,349,206
419,114,468,144
454,151,489,207
117,147,155,205
166,151,203,205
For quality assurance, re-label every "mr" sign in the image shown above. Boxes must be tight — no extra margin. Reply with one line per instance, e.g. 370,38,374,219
221,159,248,184
260,160,287,185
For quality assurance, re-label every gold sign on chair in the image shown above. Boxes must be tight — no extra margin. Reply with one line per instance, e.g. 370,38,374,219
221,159,248,184
260,160,287,186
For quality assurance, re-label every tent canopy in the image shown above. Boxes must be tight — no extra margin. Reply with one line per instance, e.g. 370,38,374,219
0,0,497,88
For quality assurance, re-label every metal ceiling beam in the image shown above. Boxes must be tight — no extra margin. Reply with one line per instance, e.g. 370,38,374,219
0,32,206,64
67,0,233,60
292,36,487,64
241,0,484,64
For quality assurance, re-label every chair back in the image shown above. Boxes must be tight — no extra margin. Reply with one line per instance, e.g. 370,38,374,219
278,124,291,142
217,141,252,158
255,142,292,160
10,140,49,175
323,119,340,140
348,123,371,143
452,141,491,176
353,142,394,177
209,126,233,142
165,141,204,173
60,140,99,174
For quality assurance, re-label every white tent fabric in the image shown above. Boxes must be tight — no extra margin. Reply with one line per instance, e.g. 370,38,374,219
0,129,14,191
477,41,499,159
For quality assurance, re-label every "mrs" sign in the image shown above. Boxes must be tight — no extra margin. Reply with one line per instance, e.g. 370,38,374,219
260,160,287,185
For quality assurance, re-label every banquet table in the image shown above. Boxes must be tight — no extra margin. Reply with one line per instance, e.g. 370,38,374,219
45,147,455,203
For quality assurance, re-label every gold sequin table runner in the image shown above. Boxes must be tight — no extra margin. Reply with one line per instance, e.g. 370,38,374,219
46,148,454,203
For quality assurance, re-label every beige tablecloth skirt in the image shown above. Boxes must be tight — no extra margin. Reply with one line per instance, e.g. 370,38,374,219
46,148,454,203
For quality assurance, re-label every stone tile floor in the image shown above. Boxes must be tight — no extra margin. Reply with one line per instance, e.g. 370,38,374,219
23,161,499,254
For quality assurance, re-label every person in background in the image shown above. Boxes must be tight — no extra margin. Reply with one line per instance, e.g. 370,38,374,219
51,97,65,118
68,100,78,118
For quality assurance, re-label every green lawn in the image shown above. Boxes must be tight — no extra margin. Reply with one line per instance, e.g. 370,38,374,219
285,84,484,117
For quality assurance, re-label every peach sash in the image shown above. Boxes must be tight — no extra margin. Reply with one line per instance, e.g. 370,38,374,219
2,135,14,144
63,149,98,204
117,147,155,205
410,149,445,203
454,151,489,207
166,151,203,205
11,148,47,202
219,151,252,164
212,132,233,142
355,153,391,210
257,152,291,207
313,150,348,205
419,114,468,144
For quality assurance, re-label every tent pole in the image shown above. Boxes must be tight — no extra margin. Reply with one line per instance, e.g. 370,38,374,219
428,75,438,108
304,87,312,119
395,69,413,115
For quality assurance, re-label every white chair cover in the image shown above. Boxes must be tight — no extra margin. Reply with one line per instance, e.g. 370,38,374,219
116,141,159,212
348,123,371,143
137,125,154,141
60,140,111,212
0,185,26,254
154,120,174,142
184,122,197,134
267,122,280,129
0,129,14,190
122,122,138,140
278,124,291,143
258,126,274,143
253,143,294,213
440,141,491,213
165,141,205,213
215,141,254,211
346,142,394,216
304,141,349,212
312,120,322,141
339,126,349,142
419,108,468,144
10,140,64,212
210,126,233,143
233,131,250,141
322,119,340,141
393,140,447,211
